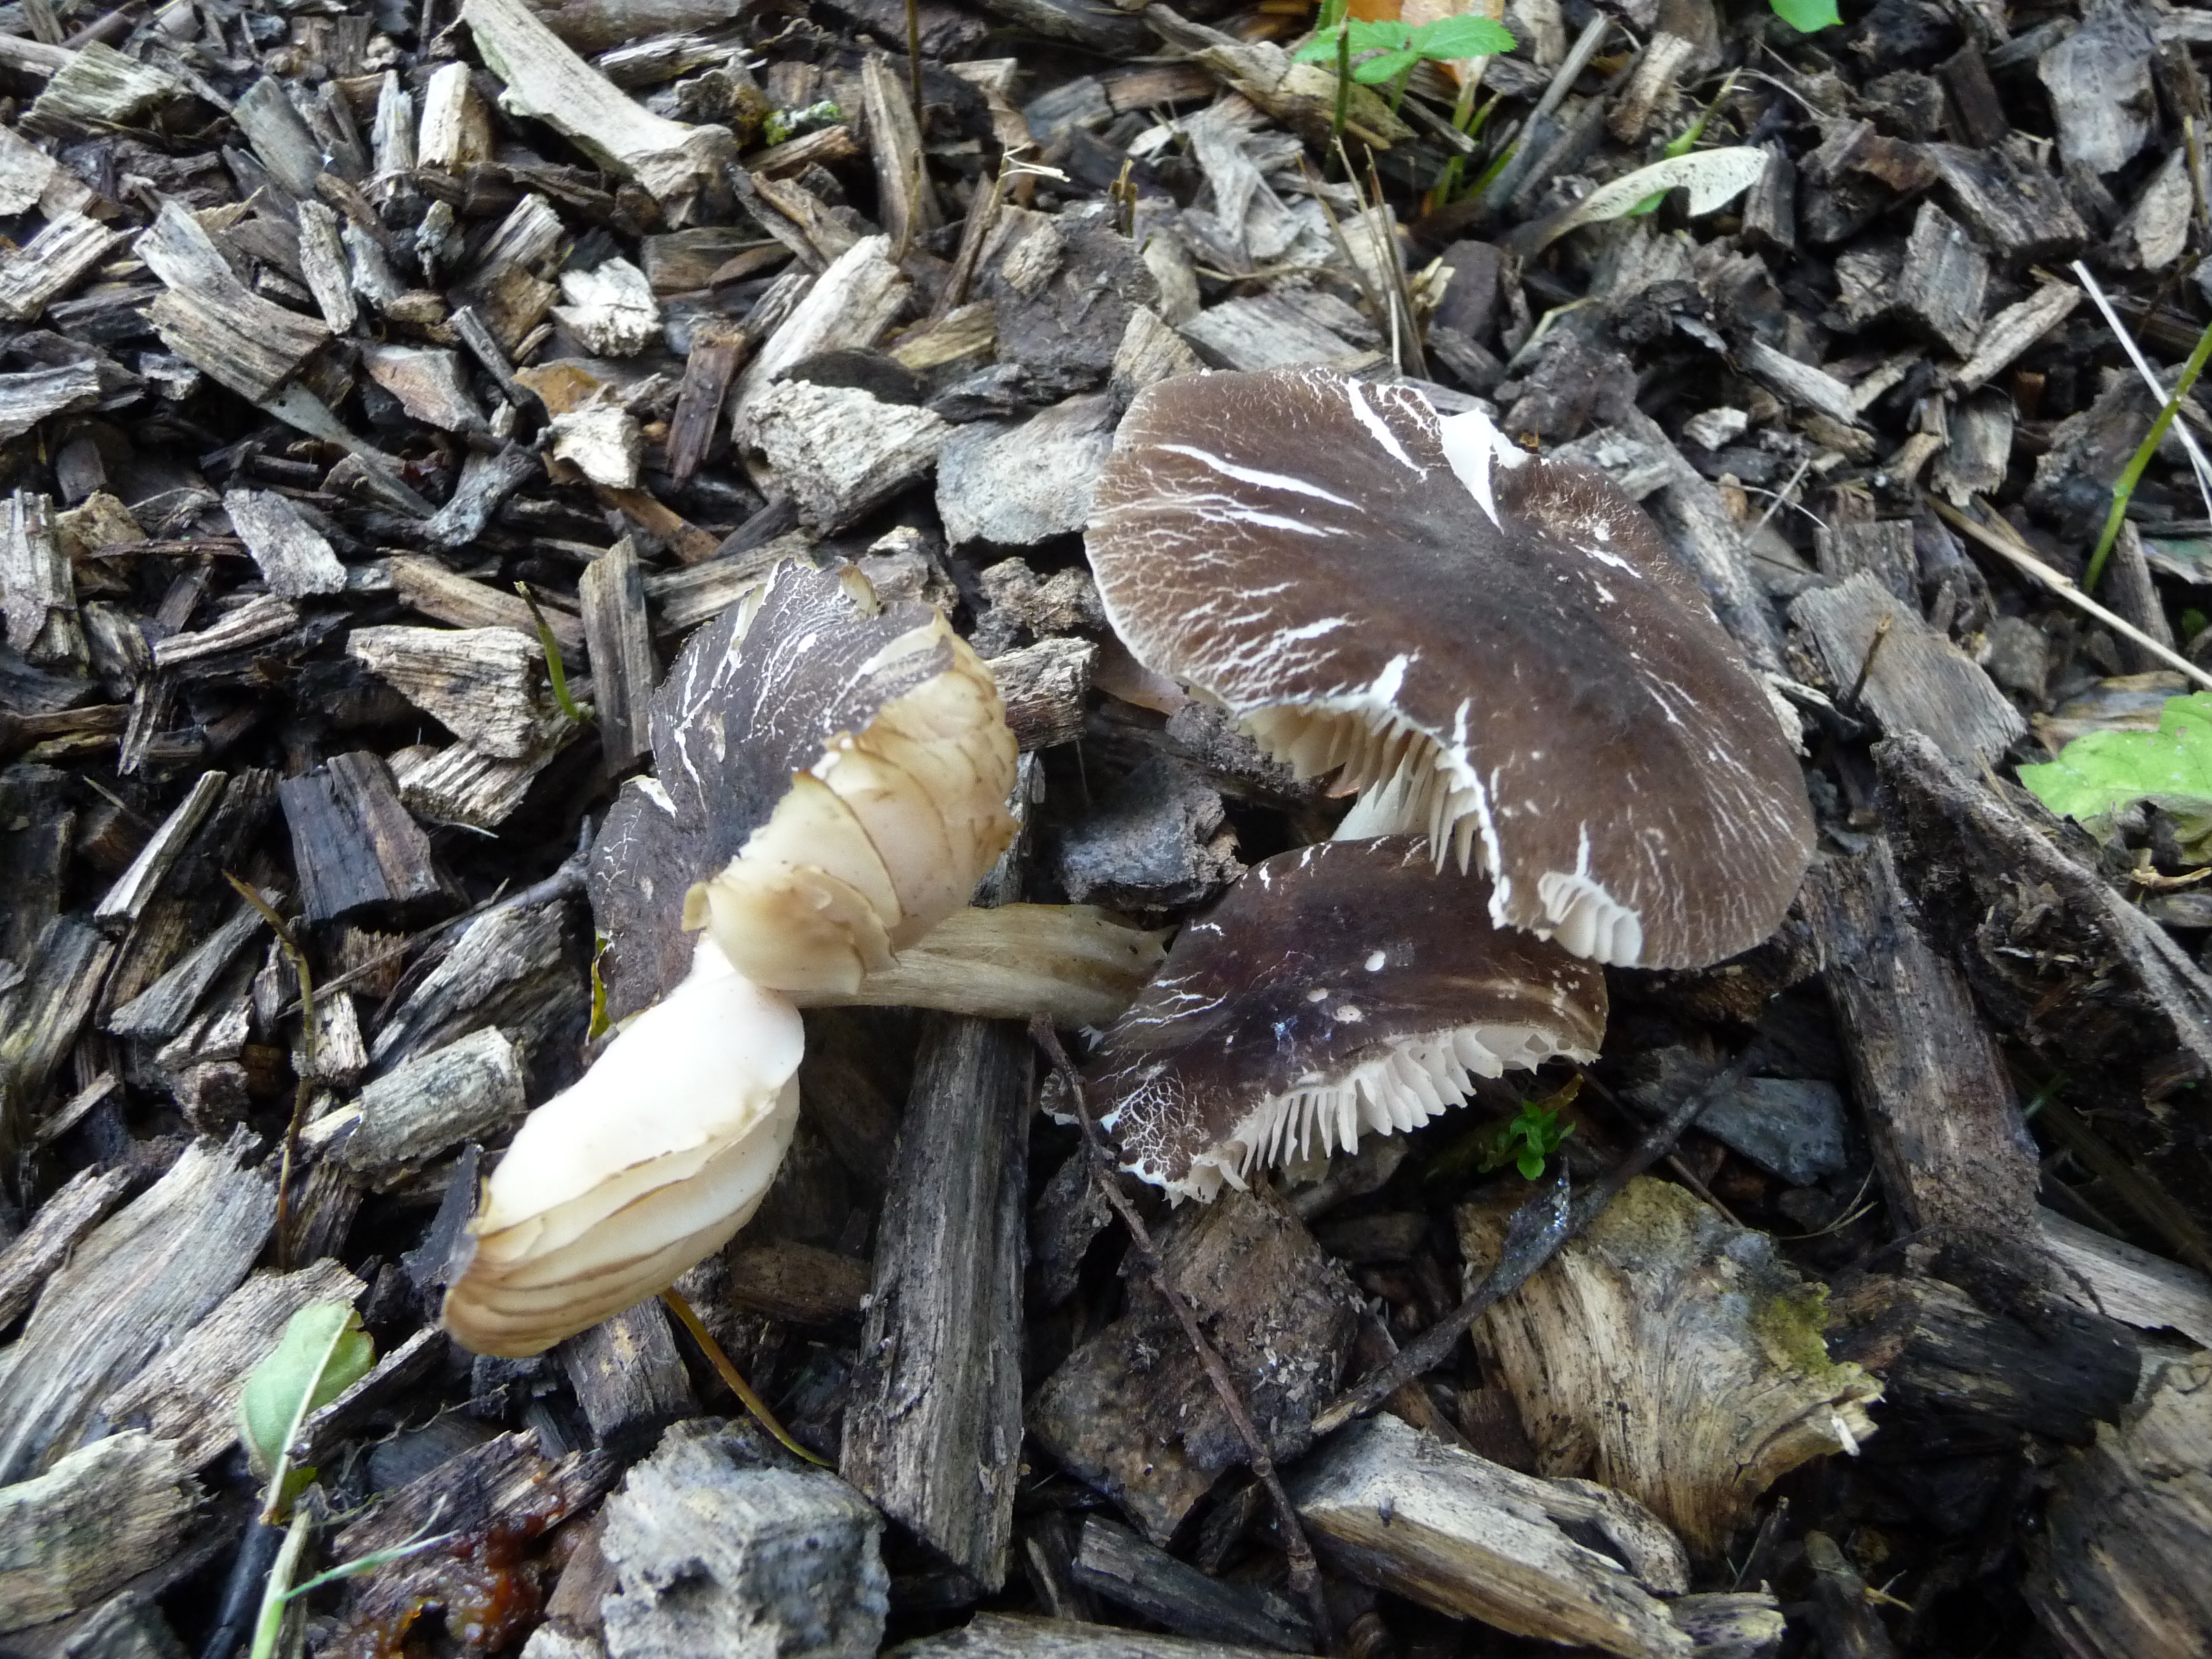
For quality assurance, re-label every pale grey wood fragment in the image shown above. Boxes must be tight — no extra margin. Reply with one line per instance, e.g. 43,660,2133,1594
225,489,347,598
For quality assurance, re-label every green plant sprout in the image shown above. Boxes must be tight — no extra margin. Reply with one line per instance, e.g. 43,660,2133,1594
515,581,588,725
1294,14,1516,114
2085,312,2212,593
1480,1092,1578,1181
762,100,840,147
1626,69,1741,216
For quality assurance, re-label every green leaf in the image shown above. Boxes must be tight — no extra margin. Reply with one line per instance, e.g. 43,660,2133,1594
1345,19,1411,49
1517,1148,1544,1180
2019,692,2212,828
1290,26,1344,63
1354,48,1422,83
1409,15,1516,59
1768,0,1842,32
240,1302,373,1487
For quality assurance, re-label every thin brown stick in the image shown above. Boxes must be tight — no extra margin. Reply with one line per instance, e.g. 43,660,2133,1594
662,1288,832,1467
903,0,924,129
1311,1057,1747,1438
1029,1020,1333,1649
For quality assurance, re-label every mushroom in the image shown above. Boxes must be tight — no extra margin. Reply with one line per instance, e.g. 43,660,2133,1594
1089,837,1607,1203
443,559,1161,1356
1086,365,1815,969
440,935,803,1357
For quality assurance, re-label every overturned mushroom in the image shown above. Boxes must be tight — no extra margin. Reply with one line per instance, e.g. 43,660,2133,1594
1090,838,1607,1203
441,936,802,1357
1086,366,1815,969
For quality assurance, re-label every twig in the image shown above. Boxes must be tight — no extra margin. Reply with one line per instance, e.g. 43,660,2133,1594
1927,496,2212,691
1029,1019,1333,1650
228,876,316,1272
903,0,924,127
1310,1057,1746,1438
1843,613,1894,710
662,1287,832,1468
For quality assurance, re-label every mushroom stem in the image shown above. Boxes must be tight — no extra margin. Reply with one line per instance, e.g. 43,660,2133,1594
801,902,1170,1027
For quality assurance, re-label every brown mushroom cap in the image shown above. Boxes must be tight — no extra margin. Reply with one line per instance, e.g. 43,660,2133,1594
589,559,1018,1019
1090,837,1607,1202
1086,366,1814,969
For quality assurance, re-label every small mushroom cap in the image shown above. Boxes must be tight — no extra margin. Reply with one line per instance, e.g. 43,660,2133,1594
1090,837,1607,1203
589,559,1019,1020
440,936,803,1357
1086,366,1815,969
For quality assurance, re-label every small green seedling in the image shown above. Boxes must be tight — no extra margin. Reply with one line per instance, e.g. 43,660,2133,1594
2018,689,2212,858
762,100,840,147
1768,0,1842,31
1294,15,1516,111
1480,1094,1576,1181
1625,69,1740,217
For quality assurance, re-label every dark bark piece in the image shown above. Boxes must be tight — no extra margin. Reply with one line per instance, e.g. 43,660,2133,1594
278,751,445,923
327,1027,527,1181
98,1260,365,1470
1923,139,2089,266
579,540,657,771
860,52,940,253
1815,520,1919,609
367,895,575,1068
1029,1184,1363,1545
841,1012,1033,1591
937,394,1118,549
1801,836,2042,1246
1827,1270,2138,1449
0,1432,195,1637
1894,202,1987,357
1940,42,2007,148
232,76,325,198
422,444,543,552
719,1240,870,1323
2103,524,2177,675
2027,1351,2212,1659
1,914,119,1118
1070,1516,1312,1653
0,1164,132,1332
986,637,1095,753
978,203,1159,402
1804,1532,1898,1659
600,1420,888,1659
558,1300,698,1455
0,763,72,967
1791,573,2024,766
1052,755,1242,911
0,1130,272,1482
2037,0,2156,177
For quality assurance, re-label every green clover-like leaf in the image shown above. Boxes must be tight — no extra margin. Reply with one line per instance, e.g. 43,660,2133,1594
1353,47,1423,83
1768,0,1843,32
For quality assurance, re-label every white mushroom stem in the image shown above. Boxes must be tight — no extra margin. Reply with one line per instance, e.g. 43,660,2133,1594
805,902,1170,1027
441,935,804,1358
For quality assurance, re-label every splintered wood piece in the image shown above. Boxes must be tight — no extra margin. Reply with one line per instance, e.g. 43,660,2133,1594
0,360,102,442
22,43,182,138
986,636,1096,752
421,444,545,552
0,124,58,214
391,735,577,831
2028,1352,2212,1659
460,0,735,223
136,202,330,400
1,490,84,668
0,1431,195,1635
666,323,748,485
417,60,492,171
92,767,224,933
348,624,562,759
1458,1176,1881,1562
936,394,1118,548
739,380,949,533
1933,390,2014,504
223,488,347,598
1813,520,1919,609
1791,572,2024,766
278,751,445,922
580,539,655,769
0,917,118,1110
0,211,124,324
326,1026,527,1182
361,342,485,432
1894,202,1987,357
1071,1515,1313,1652
732,235,908,419
1923,141,2088,266
368,895,574,1067
558,1300,698,1454
150,593,303,670
1955,282,2081,392
1290,1415,1721,1658
1802,835,2042,1243
108,890,271,1039
389,554,585,654
0,1164,132,1331
1030,1184,1364,1546
861,51,940,252
295,199,357,332
232,75,325,198
641,533,807,635
99,1259,364,1470
842,1013,1034,1591
600,1421,887,1655
2040,1208,2212,1349
0,1130,273,1482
